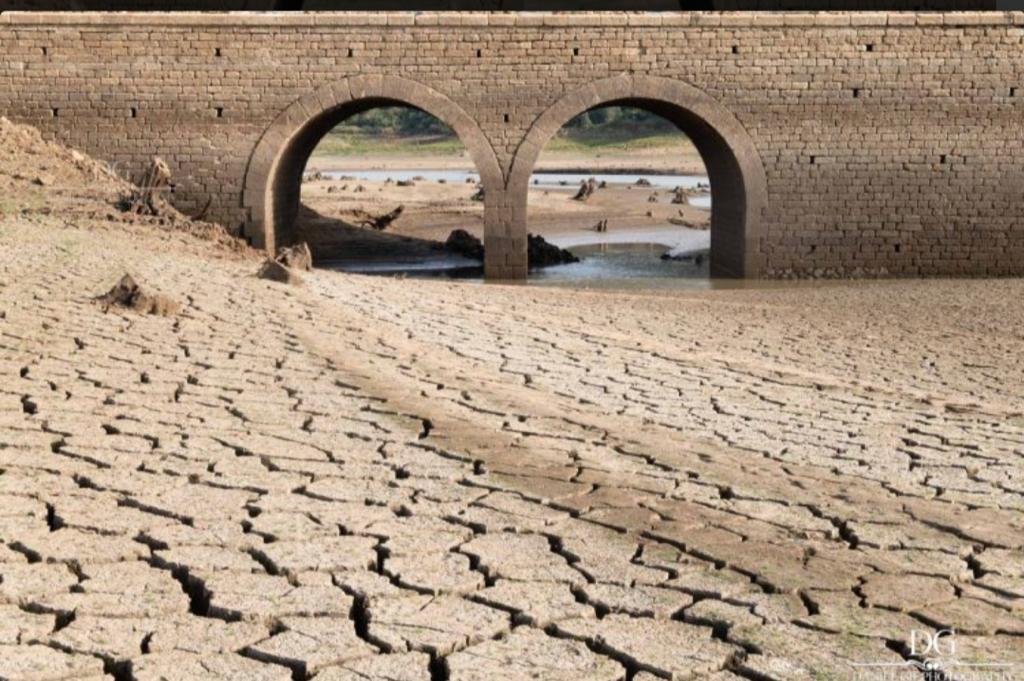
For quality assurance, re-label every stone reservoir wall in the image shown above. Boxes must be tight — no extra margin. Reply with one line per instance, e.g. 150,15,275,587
0,12,1022,277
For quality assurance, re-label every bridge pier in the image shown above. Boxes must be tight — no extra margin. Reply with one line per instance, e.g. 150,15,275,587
483,189,528,281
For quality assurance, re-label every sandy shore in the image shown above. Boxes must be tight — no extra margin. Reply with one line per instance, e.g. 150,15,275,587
2,119,1024,679
299,170,711,260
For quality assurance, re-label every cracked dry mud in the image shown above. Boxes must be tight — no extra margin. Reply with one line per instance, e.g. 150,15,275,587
2,144,1024,678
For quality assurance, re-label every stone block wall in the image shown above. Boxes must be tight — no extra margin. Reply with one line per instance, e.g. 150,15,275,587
0,1,1000,9
1,12,1022,277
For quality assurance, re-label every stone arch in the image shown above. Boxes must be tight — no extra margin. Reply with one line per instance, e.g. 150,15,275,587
243,74,503,253
507,75,767,278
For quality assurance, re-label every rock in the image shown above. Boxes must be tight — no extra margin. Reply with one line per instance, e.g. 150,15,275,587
275,242,312,271
257,259,303,286
396,179,415,187
445,229,484,261
661,248,707,264
470,185,485,202
528,233,579,267
635,178,652,186
95,274,180,316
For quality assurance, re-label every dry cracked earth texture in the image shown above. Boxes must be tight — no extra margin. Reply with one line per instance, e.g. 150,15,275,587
1,126,1024,681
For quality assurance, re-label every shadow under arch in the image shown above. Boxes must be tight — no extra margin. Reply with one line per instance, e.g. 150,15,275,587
508,75,767,278
243,74,503,254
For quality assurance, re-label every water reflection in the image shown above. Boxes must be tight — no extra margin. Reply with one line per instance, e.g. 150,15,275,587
530,242,711,290
323,242,724,291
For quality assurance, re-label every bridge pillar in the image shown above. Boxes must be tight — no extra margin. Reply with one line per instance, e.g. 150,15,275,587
483,188,528,281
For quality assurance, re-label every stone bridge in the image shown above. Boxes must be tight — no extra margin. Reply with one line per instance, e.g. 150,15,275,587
2,11,1023,279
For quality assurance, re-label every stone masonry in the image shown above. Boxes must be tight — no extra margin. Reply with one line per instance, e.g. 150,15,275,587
0,1,1003,10
1,11,1023,278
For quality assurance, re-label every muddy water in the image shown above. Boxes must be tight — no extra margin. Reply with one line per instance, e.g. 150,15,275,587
325,241,720,291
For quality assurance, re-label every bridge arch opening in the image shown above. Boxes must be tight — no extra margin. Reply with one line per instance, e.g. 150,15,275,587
526,103,713,282
508,76,766,278
243,76,502,261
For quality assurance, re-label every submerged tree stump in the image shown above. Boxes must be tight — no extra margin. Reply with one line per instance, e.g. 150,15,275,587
358,206,404,231
119,157,173,216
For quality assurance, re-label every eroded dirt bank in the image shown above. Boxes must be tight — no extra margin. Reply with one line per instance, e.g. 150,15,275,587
1,120,1023,680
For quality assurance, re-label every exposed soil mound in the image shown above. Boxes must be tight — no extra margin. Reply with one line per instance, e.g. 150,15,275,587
95,274,180,316
0,116,129,205
0,117,249,257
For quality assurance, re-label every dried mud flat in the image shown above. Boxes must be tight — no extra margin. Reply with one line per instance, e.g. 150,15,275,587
1,121,1024,680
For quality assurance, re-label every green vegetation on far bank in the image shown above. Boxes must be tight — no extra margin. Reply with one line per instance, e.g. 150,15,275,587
312,105,694,158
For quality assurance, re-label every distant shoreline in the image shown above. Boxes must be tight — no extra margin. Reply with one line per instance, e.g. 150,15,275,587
309,152,707,176
531,167,698,177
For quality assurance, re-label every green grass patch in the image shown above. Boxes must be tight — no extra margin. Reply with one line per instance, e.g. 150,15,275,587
312,126,693,158
312,130,467,157
545,130,693,153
